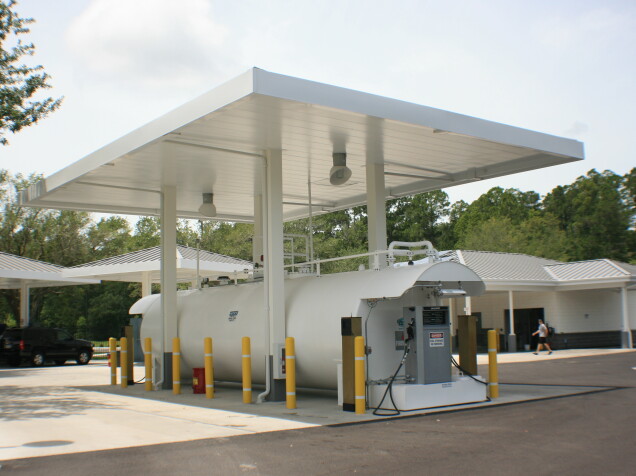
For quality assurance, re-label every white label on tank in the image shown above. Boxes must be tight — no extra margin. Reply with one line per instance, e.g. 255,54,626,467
429,332,444,347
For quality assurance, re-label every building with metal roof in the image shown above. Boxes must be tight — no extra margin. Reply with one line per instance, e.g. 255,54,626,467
438,250,635,351
63,245,253,296
0,251,99,326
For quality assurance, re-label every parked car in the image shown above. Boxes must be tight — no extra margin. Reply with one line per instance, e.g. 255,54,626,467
0,327,93,367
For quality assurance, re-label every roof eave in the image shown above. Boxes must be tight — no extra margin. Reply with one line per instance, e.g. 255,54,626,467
19,68,258,208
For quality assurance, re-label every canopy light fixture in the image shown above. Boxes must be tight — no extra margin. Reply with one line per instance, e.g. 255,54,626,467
198,192,217,217
436,288,467,297
329,152,352,186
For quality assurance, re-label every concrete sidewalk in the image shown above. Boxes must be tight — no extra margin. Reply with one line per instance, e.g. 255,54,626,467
1,348,631,461
476,347,633,364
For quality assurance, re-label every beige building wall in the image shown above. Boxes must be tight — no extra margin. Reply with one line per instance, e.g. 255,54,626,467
449,288,635,335
455,291,557,331
553,289,627,333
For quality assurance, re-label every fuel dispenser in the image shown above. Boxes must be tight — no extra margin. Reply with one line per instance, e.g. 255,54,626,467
369,304,487,413
403,306,451,385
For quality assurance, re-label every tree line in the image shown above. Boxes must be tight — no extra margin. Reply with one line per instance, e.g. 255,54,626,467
0,168,633,340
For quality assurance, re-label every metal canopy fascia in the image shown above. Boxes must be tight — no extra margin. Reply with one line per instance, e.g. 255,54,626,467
0,252,100,289
19,68,584,222
0,255,100,327
0,271,99,289
63,258,252,283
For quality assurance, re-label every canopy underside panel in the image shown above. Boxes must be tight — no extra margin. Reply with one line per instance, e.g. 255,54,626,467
20,69,583,222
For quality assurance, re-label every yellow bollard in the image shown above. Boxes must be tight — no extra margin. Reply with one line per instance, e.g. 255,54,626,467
109,337,117,385
487,329,499,399
242,337,252,403
204,337,214,399
144,337,153,391
285,337,296,409
354,336,366,414
120,337,128,389
173,337,181,395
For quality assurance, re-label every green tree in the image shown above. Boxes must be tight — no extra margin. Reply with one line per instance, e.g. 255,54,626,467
453,187,540,246
457,216,521,253
0,0,62,145
386,190,451,247
200,221,254,261
84,282,139,340
622,168,636,262
87,216,132,260
284,208,368,273
455,213,568,260
437,199,468,250
515,213,569,261
542,170,632,261
0,171,91,324
130,216,161,249
623,167,636,212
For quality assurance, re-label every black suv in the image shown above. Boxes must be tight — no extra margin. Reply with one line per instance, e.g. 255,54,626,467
1,327,93,367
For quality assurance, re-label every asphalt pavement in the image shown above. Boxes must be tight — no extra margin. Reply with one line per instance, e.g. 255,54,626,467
1,349,635,475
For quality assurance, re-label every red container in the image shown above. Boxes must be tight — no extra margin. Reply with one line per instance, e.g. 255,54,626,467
192,367,205,394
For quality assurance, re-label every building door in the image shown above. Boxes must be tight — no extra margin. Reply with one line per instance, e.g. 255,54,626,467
504,308,544,351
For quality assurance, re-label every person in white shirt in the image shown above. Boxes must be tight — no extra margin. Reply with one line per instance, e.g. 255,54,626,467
532,319,553,355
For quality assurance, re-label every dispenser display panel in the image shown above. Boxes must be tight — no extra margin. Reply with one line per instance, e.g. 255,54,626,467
422,308,447,326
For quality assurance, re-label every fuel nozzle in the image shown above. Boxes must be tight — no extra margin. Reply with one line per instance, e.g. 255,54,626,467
405,318,415,343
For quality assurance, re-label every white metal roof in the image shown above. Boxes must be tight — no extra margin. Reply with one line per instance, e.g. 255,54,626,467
64,245,253,283
452,250,560,281
0,251,99,289
19,68,584,222
439,250,636,290
545,259,636,281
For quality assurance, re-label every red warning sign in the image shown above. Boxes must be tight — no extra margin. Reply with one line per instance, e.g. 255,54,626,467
429,332,444,347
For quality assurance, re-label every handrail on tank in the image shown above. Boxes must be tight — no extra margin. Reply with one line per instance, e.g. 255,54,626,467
280,240,439,277
282,249,387,276
387,240,439,263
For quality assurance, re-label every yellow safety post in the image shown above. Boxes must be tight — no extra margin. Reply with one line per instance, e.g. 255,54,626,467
487,329,499,399
144,337,153,391
354,336,366,414
285,337,296,409
173,337,181,395
204,337,214,399
120,337,128,389
109,337,117,385
242,337,252,403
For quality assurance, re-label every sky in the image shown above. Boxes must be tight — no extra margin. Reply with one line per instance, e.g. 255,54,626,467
2,0,635,207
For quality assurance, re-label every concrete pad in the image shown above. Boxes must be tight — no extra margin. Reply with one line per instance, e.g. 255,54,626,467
0,363,316,461
1,350,628,461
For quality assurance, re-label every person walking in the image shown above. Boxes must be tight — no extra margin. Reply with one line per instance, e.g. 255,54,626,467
532,319,552,355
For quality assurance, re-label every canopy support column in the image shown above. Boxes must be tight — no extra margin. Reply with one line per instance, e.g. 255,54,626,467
141,271,152,297
253,194,264,268
20,283,29,327
507,290,516,352
160,184,178,389
366,162,387,269
264,149,286,400
620,286,633,349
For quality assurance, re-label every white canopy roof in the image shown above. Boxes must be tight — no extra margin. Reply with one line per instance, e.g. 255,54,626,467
0,251,99,289
64,245,253,283
19,68,584,222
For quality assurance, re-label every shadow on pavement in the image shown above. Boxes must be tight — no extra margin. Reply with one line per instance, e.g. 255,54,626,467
0,385,116,422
